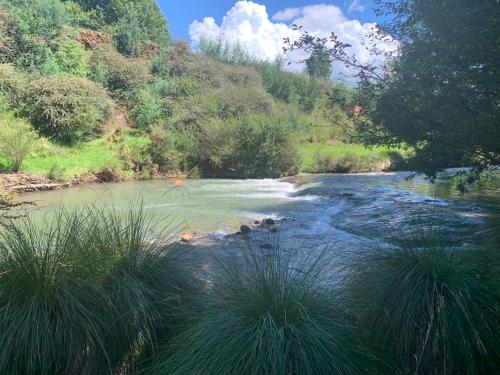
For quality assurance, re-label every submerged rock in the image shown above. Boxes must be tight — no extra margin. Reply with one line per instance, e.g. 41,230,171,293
240,225,252,234
262,218,275,226
181,232,194,243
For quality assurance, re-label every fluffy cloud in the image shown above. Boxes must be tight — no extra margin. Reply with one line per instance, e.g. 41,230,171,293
271,7,303,22
189,1,396,82
189,1,298,62
348,0,366,13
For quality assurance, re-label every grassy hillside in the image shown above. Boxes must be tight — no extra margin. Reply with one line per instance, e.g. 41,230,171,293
0,0,402,184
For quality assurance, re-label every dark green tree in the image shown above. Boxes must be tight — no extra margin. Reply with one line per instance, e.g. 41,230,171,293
363,0,500,177
115,1,170,56
285,1,500,177
306,46,332,79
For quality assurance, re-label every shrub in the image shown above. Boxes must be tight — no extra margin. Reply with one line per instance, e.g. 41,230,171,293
131,86,165,129
198,115,300,178
147,125,191,173
53,38,89,76
344,228,500,374
0,112,38,172
0,205,199,374
26,75,114,142
215,84,274,119
91,44,152,92
151,241,376,375
0,64,27,106
0,8,19,64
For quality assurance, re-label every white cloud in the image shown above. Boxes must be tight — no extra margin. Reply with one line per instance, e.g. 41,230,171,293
271,7,302,22
348,0,366,13
189,1,396,83
189,1,298,62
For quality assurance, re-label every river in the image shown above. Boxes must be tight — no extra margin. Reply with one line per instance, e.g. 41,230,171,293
21,172,499,251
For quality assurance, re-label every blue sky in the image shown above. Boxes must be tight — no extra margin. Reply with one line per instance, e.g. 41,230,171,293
156,1,392,82
158,1,379,40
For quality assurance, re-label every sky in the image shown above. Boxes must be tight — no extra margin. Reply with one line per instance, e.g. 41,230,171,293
156,1,394,82
158,1,379,40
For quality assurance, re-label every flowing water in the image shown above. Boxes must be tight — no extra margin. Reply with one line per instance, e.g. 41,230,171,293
22,172,499,249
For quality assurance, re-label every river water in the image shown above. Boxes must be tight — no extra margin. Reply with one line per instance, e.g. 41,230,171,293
22,172,499,250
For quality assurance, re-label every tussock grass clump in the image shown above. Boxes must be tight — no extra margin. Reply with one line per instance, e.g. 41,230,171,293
152,242,378,375
345,230,500,374
0,205,199,374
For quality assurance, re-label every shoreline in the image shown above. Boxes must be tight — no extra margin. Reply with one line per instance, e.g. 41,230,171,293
1,167,409,196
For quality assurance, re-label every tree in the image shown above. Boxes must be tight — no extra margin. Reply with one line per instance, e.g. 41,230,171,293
365,0,500,177
285,1,500,177
306,46,332,79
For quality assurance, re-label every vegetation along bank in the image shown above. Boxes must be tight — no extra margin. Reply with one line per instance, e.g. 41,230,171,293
0,0,407,195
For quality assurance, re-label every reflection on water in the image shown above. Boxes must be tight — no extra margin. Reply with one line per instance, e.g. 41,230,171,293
21,172,499,247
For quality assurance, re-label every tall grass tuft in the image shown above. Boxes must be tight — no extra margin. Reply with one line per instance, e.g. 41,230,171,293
151,240,380,375
0,205,199,374
344,228,500,374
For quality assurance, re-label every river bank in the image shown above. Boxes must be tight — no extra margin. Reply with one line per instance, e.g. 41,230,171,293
10,173,498,247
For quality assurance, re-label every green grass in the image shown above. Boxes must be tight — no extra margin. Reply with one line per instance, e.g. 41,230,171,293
0,204,199,374
151,240,383,375
298,142,400,173
1,133,151,181
343,227,500,374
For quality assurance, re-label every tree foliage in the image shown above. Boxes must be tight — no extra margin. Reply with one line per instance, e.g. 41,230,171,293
306,46,332,79
285,1,499,176
364,0,500,176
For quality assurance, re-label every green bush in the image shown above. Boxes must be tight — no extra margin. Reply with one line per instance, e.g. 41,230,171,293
91,44,152,92
53,39,89,76
26,75,114,142
0,111,38,172
0,205,200,374
147,125,192,173
215,83,274,119
2,0,69,71
4,0,68,42
131,86,165,129
0,64,27,106
344,228,500,374
198,115,300,178
0,8,19,64
151,242,376,375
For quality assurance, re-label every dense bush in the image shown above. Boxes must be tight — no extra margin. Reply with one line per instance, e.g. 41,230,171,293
0,109,38,172
147,125,190,173
198,115,300,178
0,205,199,374
0,64,26,106
91,44,152,92
130,85,165,129
0,8,18,64
215,84,274,119
344,229,500,374
26,75,114,142
1,0,69,71
151,242,376,375
53,39,89,76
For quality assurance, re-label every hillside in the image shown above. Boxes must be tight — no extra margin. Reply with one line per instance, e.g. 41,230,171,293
0,0,400,185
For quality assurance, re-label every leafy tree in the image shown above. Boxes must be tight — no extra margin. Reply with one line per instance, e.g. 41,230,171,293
285,0,500,177
0,0,69,72
363,0,500,177
306,46,332,79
